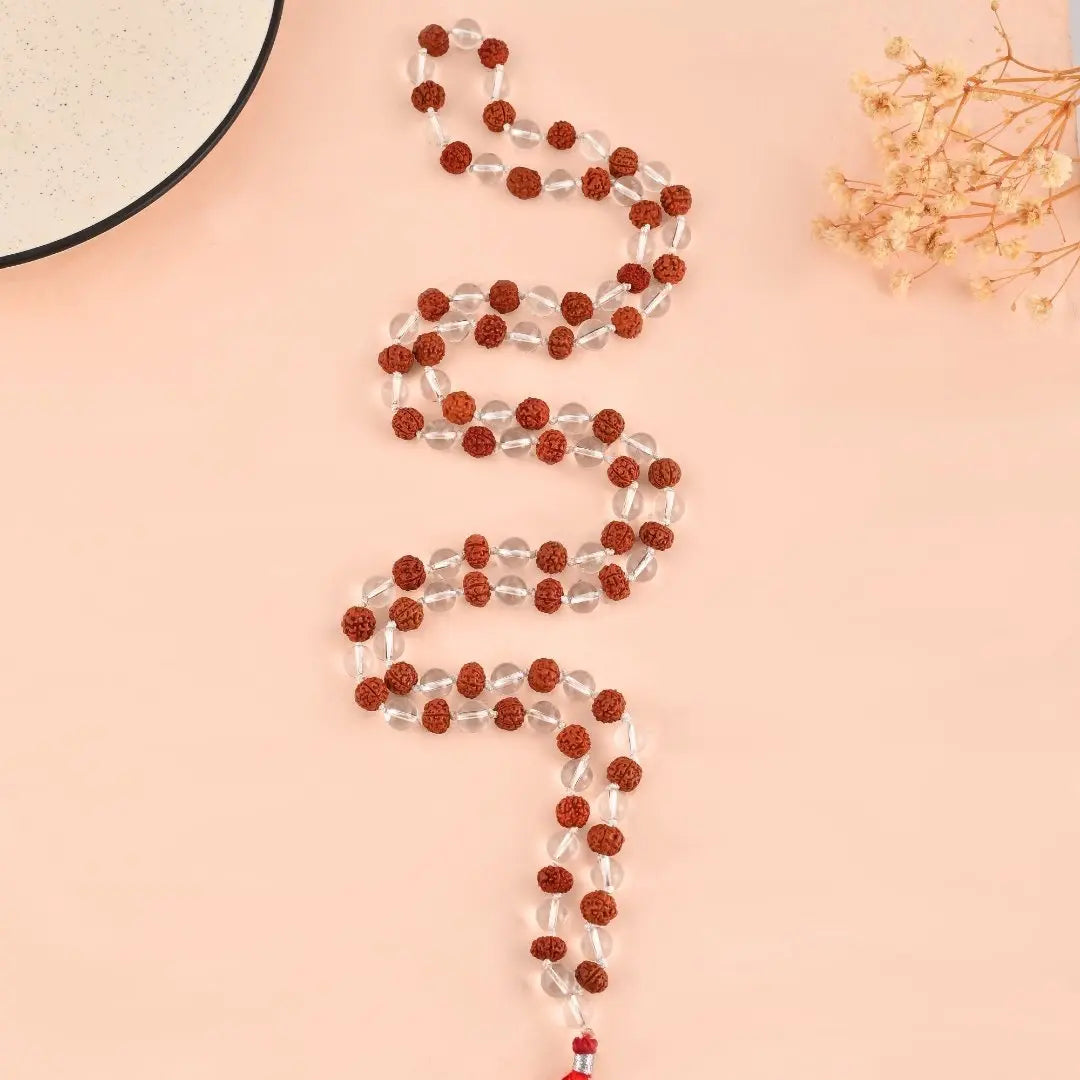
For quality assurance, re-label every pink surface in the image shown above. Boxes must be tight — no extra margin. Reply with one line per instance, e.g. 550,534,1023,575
1,2,1078,1078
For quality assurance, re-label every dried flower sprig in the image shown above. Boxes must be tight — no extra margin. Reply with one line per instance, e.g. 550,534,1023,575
815,0,1079,318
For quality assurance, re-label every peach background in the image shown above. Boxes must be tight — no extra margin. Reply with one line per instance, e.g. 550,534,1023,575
1,2,1078,1078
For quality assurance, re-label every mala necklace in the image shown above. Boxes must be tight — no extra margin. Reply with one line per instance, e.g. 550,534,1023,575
340,17,691,1079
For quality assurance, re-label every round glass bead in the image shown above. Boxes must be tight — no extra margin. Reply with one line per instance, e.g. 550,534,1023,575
591,856,625,891
486,64,509,101
536,896,568,932
384,694,419,731
509,118,542,148
450,17,483,49
581,925,613,961
478,399,514,427
493,574,529,605
436,315,472,342
406,51,436,85
450,283,485,311
626,542,658,583
389,311,420,344
541,963,574,998
425,109,447,148
572,435,606,468
455,704,491,733
422,419,459,450
620,713,645,757
554,403,590,435
422,576,458,612
612,484,644,521
627,224,653,263
564,992,591,1029
561,756,594,792
599,783,629,823
562,670,596,700
543,169,577,199
418,667,454,697
508,322,543,350
624,432,657,462
490,662,525,693
567,581,601,613
498,426,534,457
639,160,671,190
380,373,408,409
595,280,628,312
469,152,505,182
496,537,533,566
576,319,611,351
641,283,672,318
428,548,462,577
525,285,559,317
578,130,610,162
572,542,607,575
612,174,644,206
377,624,404,663
361,575,394,608
546,827,579,861
663,215,692,250
527,700,561,732
654,488,686,523
342,642,375,682
420,368,450,402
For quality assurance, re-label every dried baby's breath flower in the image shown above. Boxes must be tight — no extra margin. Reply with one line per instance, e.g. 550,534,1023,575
1000,237,1025,260
1040,150,1073,190
1026,295,1053,320
925,59,966,96
860,89,901,120
890,269,914,295
970,276,995,300
885,36,911,62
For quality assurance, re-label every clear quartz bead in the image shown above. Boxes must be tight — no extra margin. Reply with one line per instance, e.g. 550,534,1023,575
554,403,590,435
541,962,574,998
494,574,528,605
422,575,458,612
578,130,610,161
498,426,534,457
612,174,644,206
600,783,628,823
564,991,591,1028
572,435,606,468
563,670,596,700
389,310,420,343
420,368,450,402
624,432,658,462
537,896,568,932
639,160,671,191
581,924,613,962
627,542,658,583
595,280,628,312
428,548,463,577
450,283,485,311
479,399,514,427
576,320,612,351
455,704,491,733
380,373,408,409
487,64,509,101
543,169,577,199
567,581,601,613
527,700,561,731
509,322,543,350
496,537,533,566
655,488,685,523
621,712,644,757
628,224,652,263
425,109,447,148
663,215,692,250
469,152,505,182
525,285,559,317
509,118,541,148
406,51,436,85
362,575,394,608
612,483,644,521
436,315,472,342
490,662,525,693
383,694,419,731
422,419,459,450
546,828,579,861
343,642,375,682
561,755,594,792
591,855,625,891
641,282,672,318
450,17,483,49
378,623,404,663
572,542,607,575
418,667,454,696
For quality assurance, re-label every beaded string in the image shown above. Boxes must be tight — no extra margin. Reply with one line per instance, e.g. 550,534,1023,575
340,17,691,1079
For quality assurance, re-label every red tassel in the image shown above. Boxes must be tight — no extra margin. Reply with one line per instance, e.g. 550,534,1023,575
572,1035,598,1055
560,1073,589,1080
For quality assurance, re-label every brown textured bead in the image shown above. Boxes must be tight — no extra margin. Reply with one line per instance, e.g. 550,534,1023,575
440,140,472,174
600,520,635,555
576,960,609,994
534,578,564,614
616,262,651,294
483,99,516,132
537,865,574,894
611,306,642,339
417,288,450,321
507,166,542,200
535,541,568,575
557,724,591,759
581,166,611,200
560,291,594,327
580,890,617,926
607,455,640,488
661,183,693,216
354,677,388,711
389,596,423,631
378,343,414,374
528,657,561,693
648,457,682,488
588,823,624,856
536,429,567,464
629,200,663,228
546,120,576,150
599,564,630,601
608,146,639,177
478,37,509,67
462,426,497,457
462,570,491,607
592,408,625,444
530,935,567,961
457,661,486,699
417,23,450,56
547,326,575,359
493,696,525,731
413,331,445,366
392,555,426,591
653,253,686,285
392,407,425,440
556,795,590,828
341,606,376,642
411,80,445,112
422,698,451,734
488,279,520,313
607,755,643,791
442,390,476,425
474,313,507,348
384,661,418,695
592,688,626,723
640,521,675,550
515,397,550,430
463,534,490,569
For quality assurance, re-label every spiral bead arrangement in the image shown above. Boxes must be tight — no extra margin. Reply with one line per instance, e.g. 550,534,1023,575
340,17,692,1076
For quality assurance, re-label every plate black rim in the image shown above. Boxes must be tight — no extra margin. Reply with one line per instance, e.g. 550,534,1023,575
0,0,284,270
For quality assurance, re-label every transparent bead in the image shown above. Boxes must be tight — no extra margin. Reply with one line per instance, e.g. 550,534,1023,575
384,694,419,731
450,17,483,49
564,991,591,1028
422,419,459,450
628,224,652,263
537,896,568,932
377,623,404,663
509,118,541,148
591,855,625,892
469,152,505,182
422,575,458,612
541,962,574,998
626,542,658,583
406,51,436,86
455,704,491,733
490,662,525,693
436,315,471,342
546,828,579,861
508,322,543,350
595,280,628,312
624,432,657,462
562,670,596,700
612,174,644,206
621,713,644,757
418,667,453,697
655,488,685,523
567,581,601,613
576,320,612,351
572,436,606,468
380,373,408,409
487,64,509,101
450,283,485,311
479,399,514,427
612,483,644,521
554,403,590,435
420,368,450,402
525,285,559,317
362,575,394,608
639,160,671,191
572,542,607,575
499,426,534,457
599,783,628,823
342,642,375,682
581,924,613,963
428,548,462,577
389,310,420,344
663,215,691,250
494,574,528,605
578,130,610,161
561,755,594,792
425,109,447,148
528,700,561,732
543,169,577,199
496,537,533,566
641,282,672,318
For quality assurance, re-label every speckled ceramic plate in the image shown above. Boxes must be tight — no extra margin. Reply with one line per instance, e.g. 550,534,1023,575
0,0,282,266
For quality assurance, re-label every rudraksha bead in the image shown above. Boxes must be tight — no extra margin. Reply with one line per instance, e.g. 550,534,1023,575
534,578,564,614
528,657,561,692
592,408,625,444
457,661,486,699
581,166,611,200
560,291,594,327
592,688,626,723
547,326,574,359
440,140,472,174
341,606,376,642
354,677,388,711
474,313,507,348
411,80,445,112
384,661,418,695
515,397,550,430
417,23,450,56
378,343,414,374
413,332,446,365
462,570,491,607
616,262,651,294
612,306,643,339
653,253,686,284
588,824,624,856
607,455,640,488
389,596,423,630
546,120,576,149
478,38,509,67
556,795,590,828
537,865,574,893
660,183,692,216
463,534,489,569
392,407,424,440
556,724,591,758
600,520,635,554
536,429,567,464
506,166,542,200
442,390,476,425
599,564,630,601
483,99,516,132
535,541,568,575
417,287,450,321
580,890,617,926
608,146,639,177
530,935,567,961
462,426,497,457
648,457,682,487
607,756,643,791
629,200,662,228
640,521,675,550
576,960,609,993
392,554,426,591
493,696,525,730
488,279,520,313
422,698,451,734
